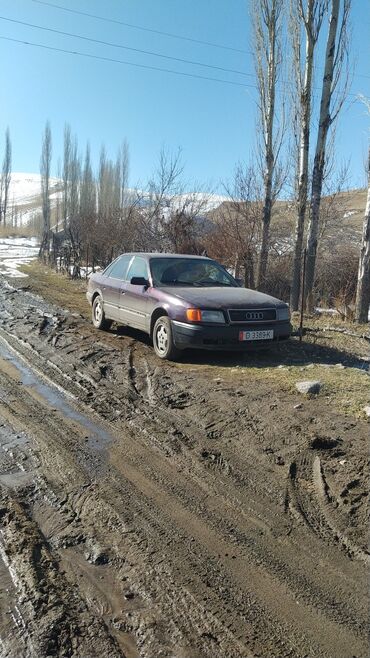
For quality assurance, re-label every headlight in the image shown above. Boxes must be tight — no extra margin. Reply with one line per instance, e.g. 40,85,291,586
277,305,290,321
186,309,225,323
201,310,225,323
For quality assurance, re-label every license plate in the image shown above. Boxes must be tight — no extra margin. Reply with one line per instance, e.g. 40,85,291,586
239,329,274,341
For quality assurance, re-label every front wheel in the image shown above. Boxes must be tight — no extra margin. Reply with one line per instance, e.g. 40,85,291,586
152,316,180,360
92,295,112,330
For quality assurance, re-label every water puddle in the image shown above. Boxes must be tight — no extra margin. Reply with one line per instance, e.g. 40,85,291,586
0,336,113,452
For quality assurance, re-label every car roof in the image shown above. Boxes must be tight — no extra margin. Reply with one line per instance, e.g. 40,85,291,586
121,253,211,260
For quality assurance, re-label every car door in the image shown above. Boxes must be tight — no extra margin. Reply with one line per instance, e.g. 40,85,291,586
103,255,133,321
120,256,151,331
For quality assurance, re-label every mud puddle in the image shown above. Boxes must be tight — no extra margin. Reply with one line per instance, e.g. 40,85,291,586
0,335,112,453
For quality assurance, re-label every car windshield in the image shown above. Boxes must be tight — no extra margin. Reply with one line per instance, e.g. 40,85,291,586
150,258,238,288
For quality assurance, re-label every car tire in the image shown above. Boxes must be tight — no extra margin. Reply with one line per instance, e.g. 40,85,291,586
152,316,180,360
92,295,112,330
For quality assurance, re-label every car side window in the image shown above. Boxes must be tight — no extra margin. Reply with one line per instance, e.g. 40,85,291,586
126,256,149,282
106,255,132,280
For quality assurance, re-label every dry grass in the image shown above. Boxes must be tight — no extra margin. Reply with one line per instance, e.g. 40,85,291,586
175,312,369,418
19,260,90,318
183,354,369,419
0,225,37,238
242,363,368,418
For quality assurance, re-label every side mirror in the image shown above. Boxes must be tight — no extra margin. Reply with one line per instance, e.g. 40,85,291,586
235,277,244,287
130,276,149,287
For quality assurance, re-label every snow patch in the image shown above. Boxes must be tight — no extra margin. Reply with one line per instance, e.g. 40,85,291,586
314,307,339,315
0,237,39,278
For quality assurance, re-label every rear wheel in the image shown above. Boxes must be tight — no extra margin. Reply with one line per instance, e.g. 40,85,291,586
92,295,112,330
152,316,180,361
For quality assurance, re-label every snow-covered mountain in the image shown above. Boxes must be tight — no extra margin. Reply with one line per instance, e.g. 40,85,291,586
5,174,228,227
134,190,227,212
6,173,62,226
8,173,60,204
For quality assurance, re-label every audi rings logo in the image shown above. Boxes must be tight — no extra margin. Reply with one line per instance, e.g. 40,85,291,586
245,311,264,320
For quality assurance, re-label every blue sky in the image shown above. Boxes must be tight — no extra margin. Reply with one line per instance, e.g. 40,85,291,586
0,0,369,193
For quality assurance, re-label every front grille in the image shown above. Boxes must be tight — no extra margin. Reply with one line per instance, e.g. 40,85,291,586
228,308,276,323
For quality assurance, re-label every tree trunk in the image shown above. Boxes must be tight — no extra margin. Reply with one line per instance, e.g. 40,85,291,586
243,249,255,288
355,148,370,323
1,128,12,226
39,121,52,261
290,0,315,310
252,0,282,291
304,0,340,311
63,124,71,232
256,10,276,291
258,160,274,289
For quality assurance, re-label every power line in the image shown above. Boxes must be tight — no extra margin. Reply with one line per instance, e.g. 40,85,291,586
32,0,370,87
0,15,255,79
30,0,251,56
0,34,360,104
0,35,256,88
1,13,368,95
29,0,370,80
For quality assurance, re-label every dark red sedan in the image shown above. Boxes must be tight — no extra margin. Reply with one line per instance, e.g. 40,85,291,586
86,253,291,360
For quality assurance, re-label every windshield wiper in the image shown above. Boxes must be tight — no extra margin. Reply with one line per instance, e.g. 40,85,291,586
161,280,193,286
194,281,234,287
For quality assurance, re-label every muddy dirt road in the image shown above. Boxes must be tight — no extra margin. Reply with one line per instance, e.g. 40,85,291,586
0,272,368,658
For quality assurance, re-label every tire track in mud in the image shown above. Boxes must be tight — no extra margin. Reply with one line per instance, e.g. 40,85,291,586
0,493,124,658
0,370,254,658
0,334,366,656
312,455,370,564
97,342,370,593
286,447,370,565
0,279,369,657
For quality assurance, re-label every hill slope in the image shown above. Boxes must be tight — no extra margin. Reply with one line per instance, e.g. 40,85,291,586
2,174,367,245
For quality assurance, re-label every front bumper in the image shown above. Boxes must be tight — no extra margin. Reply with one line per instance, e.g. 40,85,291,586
86,290,93,305
172,320,292,351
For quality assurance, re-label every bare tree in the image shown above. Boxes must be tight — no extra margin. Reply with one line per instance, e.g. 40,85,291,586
165,187,213,254
69,137,81,223
119,139,130,210
289,0,327,310
207,164,262,286
62,123,72,232
304,0,351,310
66,140,84,276
54,158,62,234
0,128,12,225
139,147,185,251
355,96,370,323
39,121,52,260
97,146,121,222
80,143,96,220
251,0,284,289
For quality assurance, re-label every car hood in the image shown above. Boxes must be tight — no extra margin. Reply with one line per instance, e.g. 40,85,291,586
160,286,285,309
